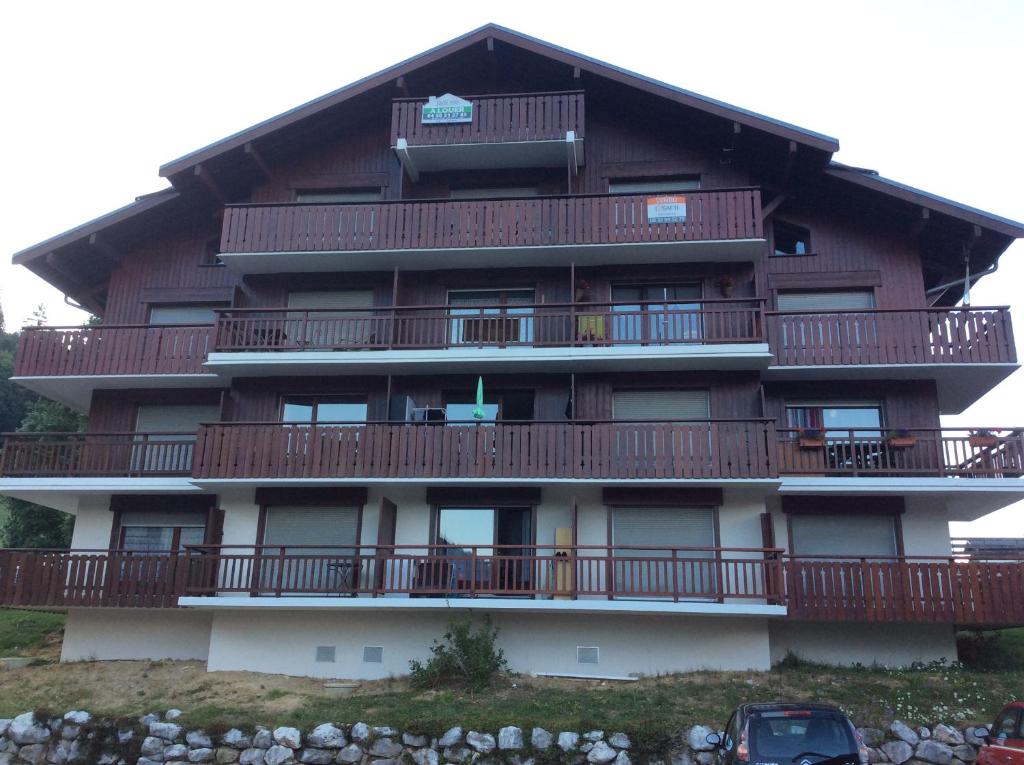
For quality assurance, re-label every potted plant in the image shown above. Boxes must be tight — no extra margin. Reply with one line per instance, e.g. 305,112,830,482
885,428,916,448
718,274,735,298
797,427,826,448
969,429,1000,448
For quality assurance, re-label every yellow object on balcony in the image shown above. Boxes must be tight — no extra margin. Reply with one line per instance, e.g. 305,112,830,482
577,314,605,342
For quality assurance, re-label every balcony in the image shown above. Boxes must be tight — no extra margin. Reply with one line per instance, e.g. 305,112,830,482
2,546,1021,627
192,420,777,482
765,306,1018,412
217,190,765,274
206,299,770,376
11,324,219,410
0,432,198,478
776,427,1024,478
390,91,585,177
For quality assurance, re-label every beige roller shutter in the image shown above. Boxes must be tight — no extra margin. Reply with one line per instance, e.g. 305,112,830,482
287,290,374,311
790,513,897,558
135,404,221,434
263,505,360,550
612,390,710,421
776,290,875,311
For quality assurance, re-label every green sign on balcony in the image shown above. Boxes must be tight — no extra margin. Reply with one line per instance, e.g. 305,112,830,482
421,93,474,124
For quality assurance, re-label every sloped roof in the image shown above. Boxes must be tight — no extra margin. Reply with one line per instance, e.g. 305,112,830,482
158,23,840,178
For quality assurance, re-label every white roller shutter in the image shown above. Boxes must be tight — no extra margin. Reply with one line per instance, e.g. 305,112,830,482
612,390,710,421
287,290,374,312
613,507,715,548
149,304,222,325
133,404,219,472
776,290,876,311
612,507,716,598
135,404,221,434
790,513,897,558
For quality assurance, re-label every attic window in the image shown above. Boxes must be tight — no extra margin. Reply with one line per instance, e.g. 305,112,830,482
772,220,811,256
608,176,701,194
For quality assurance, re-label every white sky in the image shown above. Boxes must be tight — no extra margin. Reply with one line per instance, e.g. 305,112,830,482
0,0,1021,536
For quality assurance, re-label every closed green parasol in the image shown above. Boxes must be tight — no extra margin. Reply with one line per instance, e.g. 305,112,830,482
472,376,486,420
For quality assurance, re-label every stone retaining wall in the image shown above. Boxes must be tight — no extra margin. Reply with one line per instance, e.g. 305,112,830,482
0,711,992,765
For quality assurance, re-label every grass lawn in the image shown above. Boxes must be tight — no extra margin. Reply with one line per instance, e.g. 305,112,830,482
0,609,1020,753
0,608,64,656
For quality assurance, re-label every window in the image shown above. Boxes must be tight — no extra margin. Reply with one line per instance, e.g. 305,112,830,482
260,505,362,592
133,404,221,473
119,509,206,553
612,507,716,597
789,513,899,559
434,506,533,591
772,220,811,256
785,402,882,435
613,390,710,421
447,288,535,345
282,395,368,424
775,290,875,311
294,188,382,203
610,283,702,344
992,709,1021,742
608,176,701,193
449,186,539,200
149,304,225,325
442,389,534,423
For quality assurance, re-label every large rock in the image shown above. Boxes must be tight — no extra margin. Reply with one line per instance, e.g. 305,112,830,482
558,733,580,752
919,729,932,741
614,752,631,765
264,746,296,765
882,741,914,765
189,750,216,764
964,727,988,747
584,732,605,743
0,721,10,738
369,739,402,759
609,734,631,750
17,744,47,765
372,728,398,738
142,737,167,757
189,732,215,749
438,729,462,748
466,732,495,754
253,730,273,750
860,730,886,748
62,712,90,726
349,724,370,744
695,753,716,765
217,749,240,764
9,715,50,746
952,747,976,764
866,748,885,764
891,723,920,748
298,750,334,765
273,729,302,750
932,727,965,747
411,749,439,765
499,727,523,750
223,731,253,750
688,726,716,753
915,741,953,765
165,744,189,759
532,729,553,750
239,749,265,765
442,747,473,763
336,745,364,764
403,734,429,749
307,726,345,749
166,710,184,721
587,742,617,764
151,722,184,742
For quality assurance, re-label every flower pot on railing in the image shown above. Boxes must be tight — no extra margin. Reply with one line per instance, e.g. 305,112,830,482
798,429,826,449
885,430,916,449
969,432,1000,448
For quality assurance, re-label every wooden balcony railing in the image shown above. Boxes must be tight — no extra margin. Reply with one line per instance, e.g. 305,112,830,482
767,306,1017,366
391,90,585,146
192,420,777,481
785,555,1024,625
213,299,765,352
776,427,1024,478
2,547,1021,627
219,190,764,255
0,432,198,477
13,324,214,377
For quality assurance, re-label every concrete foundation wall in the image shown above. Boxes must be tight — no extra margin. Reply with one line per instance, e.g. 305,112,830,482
769,620,957,667
207,609,773,679
61,609,213,662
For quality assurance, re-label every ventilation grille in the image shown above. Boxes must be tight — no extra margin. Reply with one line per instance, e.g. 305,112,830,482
315,646,336,663
577,646,600,664
363,645,384,663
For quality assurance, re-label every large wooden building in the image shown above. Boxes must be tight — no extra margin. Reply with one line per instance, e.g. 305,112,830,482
2,25,1023,677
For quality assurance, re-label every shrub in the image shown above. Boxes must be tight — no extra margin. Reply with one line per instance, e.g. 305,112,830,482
409,614,509,691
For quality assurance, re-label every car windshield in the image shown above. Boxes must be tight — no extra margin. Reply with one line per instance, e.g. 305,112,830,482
748,711,857,763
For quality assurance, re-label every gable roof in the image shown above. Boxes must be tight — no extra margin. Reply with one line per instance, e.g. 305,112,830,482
158,23,840,179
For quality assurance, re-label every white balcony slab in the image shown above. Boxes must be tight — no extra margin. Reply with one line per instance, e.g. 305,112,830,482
764,362,1019,415
217,238,766,275
0,477,201,513
11,374,223,413
205,343,772,378
179,594,787,618
778,476,1024,520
